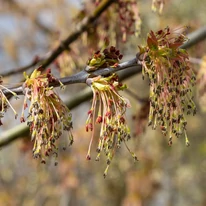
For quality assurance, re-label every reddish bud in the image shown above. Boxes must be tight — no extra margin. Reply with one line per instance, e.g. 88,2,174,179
113,63,119,68
41,159,46,164
20,117,25,123
24,103,28,110
86,155,91,160
119,54,123,60
119,116,125,124
86,123,93,131
96,116,103,123
88,110,93,115
86,125,89,132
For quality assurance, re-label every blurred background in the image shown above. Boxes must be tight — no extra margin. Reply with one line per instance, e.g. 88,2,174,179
0,0,206,205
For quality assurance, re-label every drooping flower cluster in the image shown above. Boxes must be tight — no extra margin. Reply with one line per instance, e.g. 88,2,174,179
86,73,137,177
117,0,141,41
85,46,123,72
0,77,18,125
139,27,196,146
21,68,73,164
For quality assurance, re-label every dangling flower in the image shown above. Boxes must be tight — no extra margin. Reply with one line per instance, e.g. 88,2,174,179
0,76,18,125
139,27,196,146
21,68,73,164
86,73,137,177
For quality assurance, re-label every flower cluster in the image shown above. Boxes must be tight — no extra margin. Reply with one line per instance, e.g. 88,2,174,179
21,68,73,164
118,0,141,41
0,76,18,125
139,27,196,146
86,73,137,177
85,46,123,72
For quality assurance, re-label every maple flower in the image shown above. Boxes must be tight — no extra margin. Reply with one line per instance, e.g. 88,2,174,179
85,46,123,72
139,27,196,146
21,68,73,164
0,76,18,125
86,73,137,177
